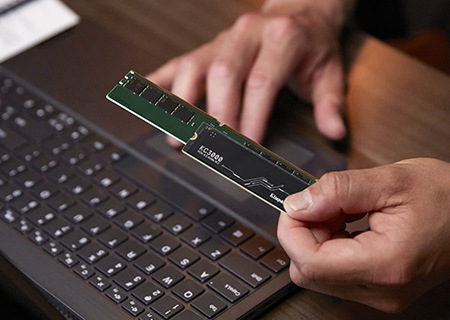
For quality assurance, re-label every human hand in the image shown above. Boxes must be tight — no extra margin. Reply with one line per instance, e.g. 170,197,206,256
278,158,450,313
148,1,354,146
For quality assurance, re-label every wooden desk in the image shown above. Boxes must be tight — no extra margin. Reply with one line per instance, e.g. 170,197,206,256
345,34,450,168
44,1,450,319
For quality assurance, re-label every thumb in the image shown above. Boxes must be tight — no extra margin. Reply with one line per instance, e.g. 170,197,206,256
284,166,406,222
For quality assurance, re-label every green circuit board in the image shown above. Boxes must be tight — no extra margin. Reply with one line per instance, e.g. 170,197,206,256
106,70,317,211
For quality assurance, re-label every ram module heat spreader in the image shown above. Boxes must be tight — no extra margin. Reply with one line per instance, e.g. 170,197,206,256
106,70,317,212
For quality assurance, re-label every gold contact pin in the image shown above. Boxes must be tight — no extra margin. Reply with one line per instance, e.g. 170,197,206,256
189,132,198,141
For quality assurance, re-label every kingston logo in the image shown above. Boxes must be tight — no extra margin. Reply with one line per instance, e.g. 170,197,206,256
270,193,284,204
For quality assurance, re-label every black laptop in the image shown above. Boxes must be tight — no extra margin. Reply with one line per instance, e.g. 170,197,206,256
0,2,346,320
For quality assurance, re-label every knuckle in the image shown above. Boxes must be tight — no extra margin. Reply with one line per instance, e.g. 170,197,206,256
233,12,261,31
288,263,308,288
246,71,273,90
177,54,202,71
321,171,351,203
208,59,236,81
267,15,304,43
290,261,319,289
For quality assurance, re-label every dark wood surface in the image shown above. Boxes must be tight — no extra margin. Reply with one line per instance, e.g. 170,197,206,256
3,1,450,319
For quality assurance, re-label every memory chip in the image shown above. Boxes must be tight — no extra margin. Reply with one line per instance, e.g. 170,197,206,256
140,86,161,103
182,123,310,211
124,77,146,95
107,70,317,212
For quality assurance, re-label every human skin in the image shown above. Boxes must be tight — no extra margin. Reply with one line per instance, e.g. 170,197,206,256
278,158,450,313
147,0,355,145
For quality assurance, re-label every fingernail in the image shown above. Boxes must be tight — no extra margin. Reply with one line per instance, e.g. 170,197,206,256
285,189,313,212
327,116,346,140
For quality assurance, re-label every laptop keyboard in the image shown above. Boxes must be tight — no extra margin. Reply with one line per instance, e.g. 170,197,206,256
0,70,290,319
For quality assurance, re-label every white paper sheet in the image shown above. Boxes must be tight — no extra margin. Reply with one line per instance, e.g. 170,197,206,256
0,0,80,63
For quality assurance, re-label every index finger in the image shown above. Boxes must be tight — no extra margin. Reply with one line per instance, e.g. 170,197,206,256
278,212,391,286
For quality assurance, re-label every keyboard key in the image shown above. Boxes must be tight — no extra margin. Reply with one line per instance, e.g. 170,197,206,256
44,217,73,239
162,213,192,235
121,298,145,317
172,310,204,320
80,214,110,236
207,273,249,303
187,259,219,283
127,190,157,211
58,252,79,268
16,144,42,162
95,255,126,277
9,193,38,214
98,198,126,219
60,146,88,165
15,167,42,189
180,226,211,248
201,211,234,233
1,183,22,203
14,218,33,234
97,144,127,163
151,295,184,319
132,222,162,243
82,135,109,153
12,113,53,142
31,180,59,200
132,282,164,305
81,187,109,207
1,208,19,224
260,248,290,273
150,234,180,256
168,248,200,269
220,223,254,247
43,241,64,257
60,229,90,251
179,199,215,222
199,237,231,261
219,252,271,288
28,230,48,245
47,191,76,212
115,209,144,230
0,125,27,149
98,226,128,248
65,176,91,196
62,203,93,224
171,279,204,302
152,266,184,289
47,163,75,184
115,239,146,261
134,252,165,275
78,158,104,176
113,268,145,291
110,178,137,199
73,262,95,280
144,201,174,223
89,274,111,292
105,286,128,304
138,310,164,320
240,236,275,260
94,168,121,187
77,242,108,264
191,293,227,318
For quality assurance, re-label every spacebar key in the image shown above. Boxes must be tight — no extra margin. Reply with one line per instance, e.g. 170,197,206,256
219,252,271,288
